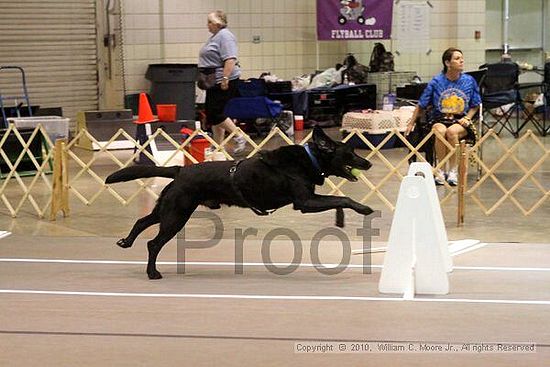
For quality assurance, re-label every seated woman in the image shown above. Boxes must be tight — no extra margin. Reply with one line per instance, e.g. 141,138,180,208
406,47,481,186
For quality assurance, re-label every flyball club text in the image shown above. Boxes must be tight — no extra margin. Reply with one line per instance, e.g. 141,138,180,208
331,29,384,39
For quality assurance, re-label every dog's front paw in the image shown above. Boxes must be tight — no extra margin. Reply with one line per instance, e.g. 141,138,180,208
203,200,222,209
147,270,163,280
357,205,374,216
116,238,132,248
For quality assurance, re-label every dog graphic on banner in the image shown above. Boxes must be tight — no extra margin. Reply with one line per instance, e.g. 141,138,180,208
339,0,376,25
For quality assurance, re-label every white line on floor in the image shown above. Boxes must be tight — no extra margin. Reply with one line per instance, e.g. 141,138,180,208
0,289,549,306
0,258,367,268
1,258,549,272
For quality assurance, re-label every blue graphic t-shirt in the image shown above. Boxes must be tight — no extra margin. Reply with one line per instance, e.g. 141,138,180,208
418,72,481,121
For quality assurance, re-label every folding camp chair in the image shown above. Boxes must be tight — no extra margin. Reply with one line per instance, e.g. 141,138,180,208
480,62,544,137
522,61,549,136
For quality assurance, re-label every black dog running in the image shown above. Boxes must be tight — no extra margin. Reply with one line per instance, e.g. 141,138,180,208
105,127,373,279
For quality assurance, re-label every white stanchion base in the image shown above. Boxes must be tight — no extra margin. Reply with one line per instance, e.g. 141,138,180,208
448,239,481,254
0,231,12,240
352,239,482,256
92,140,135,150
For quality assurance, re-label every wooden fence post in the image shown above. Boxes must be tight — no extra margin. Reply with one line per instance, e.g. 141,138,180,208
50,138,69,220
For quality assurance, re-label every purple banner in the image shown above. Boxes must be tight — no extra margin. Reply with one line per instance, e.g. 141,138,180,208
317,0,394,41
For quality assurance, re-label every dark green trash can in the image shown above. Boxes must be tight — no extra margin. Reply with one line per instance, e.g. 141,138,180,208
145,64,198,121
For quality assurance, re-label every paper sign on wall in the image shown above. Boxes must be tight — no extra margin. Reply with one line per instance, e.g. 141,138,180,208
396,2,430,52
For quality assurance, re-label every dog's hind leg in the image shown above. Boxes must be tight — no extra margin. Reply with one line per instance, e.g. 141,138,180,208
117,207,160,249
146,206,197,280
118,181,174,249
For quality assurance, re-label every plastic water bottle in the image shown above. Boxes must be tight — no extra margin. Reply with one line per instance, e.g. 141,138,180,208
382,93,396,111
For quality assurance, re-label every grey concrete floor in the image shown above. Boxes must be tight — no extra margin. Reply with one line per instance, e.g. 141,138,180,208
1,236,549,366
0,126,549,366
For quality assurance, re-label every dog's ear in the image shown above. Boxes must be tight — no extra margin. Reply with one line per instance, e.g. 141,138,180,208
312,126,336,153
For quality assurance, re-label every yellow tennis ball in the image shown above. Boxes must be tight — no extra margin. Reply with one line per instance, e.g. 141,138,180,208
351,168,361,178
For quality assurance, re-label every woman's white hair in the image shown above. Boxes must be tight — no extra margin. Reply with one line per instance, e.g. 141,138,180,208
208,10,227,28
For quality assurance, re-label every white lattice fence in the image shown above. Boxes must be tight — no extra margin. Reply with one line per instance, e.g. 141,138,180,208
466,129,549,216
60,126,460,213
1,124,547,222
341,128,459,210
0,124,54,218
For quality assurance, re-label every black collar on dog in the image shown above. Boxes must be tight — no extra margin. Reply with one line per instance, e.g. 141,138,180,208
304,143,325,177
229,160,275,216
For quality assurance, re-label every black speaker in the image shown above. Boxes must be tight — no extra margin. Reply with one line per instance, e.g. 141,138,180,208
396,83,428,101
0,127,43,175
0,105,40,127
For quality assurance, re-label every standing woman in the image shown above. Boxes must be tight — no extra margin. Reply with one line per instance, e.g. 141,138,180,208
405,47,480,185
198,10,246,153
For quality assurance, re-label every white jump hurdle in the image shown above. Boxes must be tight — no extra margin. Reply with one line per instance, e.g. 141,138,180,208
379,162,452,297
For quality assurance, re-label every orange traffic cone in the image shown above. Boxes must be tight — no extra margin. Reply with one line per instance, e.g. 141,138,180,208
134,93,157,124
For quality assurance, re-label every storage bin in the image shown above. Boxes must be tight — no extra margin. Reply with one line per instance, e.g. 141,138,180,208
157,104,177,122
181,128,210,165
9,116,70,142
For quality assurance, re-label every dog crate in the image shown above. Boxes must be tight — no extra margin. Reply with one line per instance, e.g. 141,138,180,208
367,71,417,109
265,81,292,94
344,131,400,150
340,108,414,150
334,83,377,114
306,89,338,126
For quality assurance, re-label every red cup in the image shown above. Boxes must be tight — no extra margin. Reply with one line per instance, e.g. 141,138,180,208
294,115,304,131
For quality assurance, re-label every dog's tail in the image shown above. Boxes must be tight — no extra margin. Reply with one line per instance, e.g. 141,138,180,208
105,166,180,184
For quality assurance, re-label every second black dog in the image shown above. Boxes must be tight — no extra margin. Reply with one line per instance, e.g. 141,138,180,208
105,126,373,279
